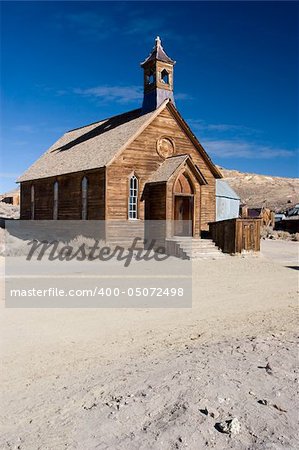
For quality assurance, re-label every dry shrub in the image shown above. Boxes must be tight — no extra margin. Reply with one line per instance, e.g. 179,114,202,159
262,228,298,241
276,231,292,240
260,225,274,239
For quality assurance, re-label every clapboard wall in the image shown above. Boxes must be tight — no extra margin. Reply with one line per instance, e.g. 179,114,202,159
20,168,105,220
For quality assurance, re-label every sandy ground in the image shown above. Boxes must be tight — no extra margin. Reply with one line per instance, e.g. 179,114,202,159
0,240,298,449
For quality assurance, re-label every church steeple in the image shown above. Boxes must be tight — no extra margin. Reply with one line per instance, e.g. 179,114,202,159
141,37,176,113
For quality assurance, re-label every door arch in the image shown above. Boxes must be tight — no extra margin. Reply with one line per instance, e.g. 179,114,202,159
173,172,194,236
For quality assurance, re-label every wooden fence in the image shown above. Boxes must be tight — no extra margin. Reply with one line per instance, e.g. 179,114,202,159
209,218,261,254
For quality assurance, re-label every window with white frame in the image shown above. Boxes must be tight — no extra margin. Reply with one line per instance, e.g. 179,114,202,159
81,176,88,220
53,181,58,219
30,184,35,220
128,175,138,219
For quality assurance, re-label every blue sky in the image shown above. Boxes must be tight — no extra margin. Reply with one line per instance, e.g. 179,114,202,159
1,1,298,193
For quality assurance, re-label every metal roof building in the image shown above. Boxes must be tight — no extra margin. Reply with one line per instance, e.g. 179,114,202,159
216,179,240,221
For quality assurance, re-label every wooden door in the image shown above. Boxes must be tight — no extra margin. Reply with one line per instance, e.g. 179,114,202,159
174,195,193,236
242,223,255,250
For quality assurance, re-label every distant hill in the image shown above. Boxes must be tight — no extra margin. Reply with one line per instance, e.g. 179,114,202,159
218,166,299,212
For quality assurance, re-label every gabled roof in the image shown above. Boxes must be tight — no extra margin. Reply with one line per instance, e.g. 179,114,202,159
216,180,240,200
17,108,156,182
166,101,222,179
147,154,207,185
141,36,175,67
147,155,188,183
17,99,221,182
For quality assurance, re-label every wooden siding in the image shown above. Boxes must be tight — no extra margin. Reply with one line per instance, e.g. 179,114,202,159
209,218,261,253
20,168,105,220
107,107,216,231
20,183,31,220
87,170,105,220
106,221,145,246
58,174,81,220
144,183,167,221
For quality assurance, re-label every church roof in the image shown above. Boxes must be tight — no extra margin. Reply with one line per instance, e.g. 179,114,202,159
17,100,221,182
147,155,189,183
17,108,156,182
141,36,175,67
147,154,208,184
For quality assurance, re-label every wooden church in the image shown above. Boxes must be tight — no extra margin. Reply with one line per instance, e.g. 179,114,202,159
18,37,223,241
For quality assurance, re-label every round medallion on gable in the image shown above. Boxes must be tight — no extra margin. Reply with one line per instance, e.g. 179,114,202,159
156,137,175,159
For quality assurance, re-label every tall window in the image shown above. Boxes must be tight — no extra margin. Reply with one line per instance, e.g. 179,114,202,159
128,175,138,219
81,176,88,220
30,184,35,220
53,181,58,220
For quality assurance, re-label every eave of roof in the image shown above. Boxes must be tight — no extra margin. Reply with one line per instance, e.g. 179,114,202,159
146,155,188,183
17,98,222,183
17,107,156,182
166,102,222,179
146,154,207,185
107,100,222,179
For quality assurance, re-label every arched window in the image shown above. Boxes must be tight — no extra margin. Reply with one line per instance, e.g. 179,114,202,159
128,175,138,219
161,69,169,84
30,184,35,220
53,181,59,220
81,176,88,220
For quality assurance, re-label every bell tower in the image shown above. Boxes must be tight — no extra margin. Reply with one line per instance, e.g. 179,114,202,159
141,37,176,113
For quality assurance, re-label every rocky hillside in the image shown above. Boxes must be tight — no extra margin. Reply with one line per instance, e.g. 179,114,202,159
218,167,299,211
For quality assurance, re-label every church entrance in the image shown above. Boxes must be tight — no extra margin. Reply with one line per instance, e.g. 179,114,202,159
174,195,193,236
173,172,194,236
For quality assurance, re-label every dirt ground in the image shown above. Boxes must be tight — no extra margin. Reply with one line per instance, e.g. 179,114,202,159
0,240,298,449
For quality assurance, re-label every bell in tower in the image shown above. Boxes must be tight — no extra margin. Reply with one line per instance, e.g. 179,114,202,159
141,37,176,113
